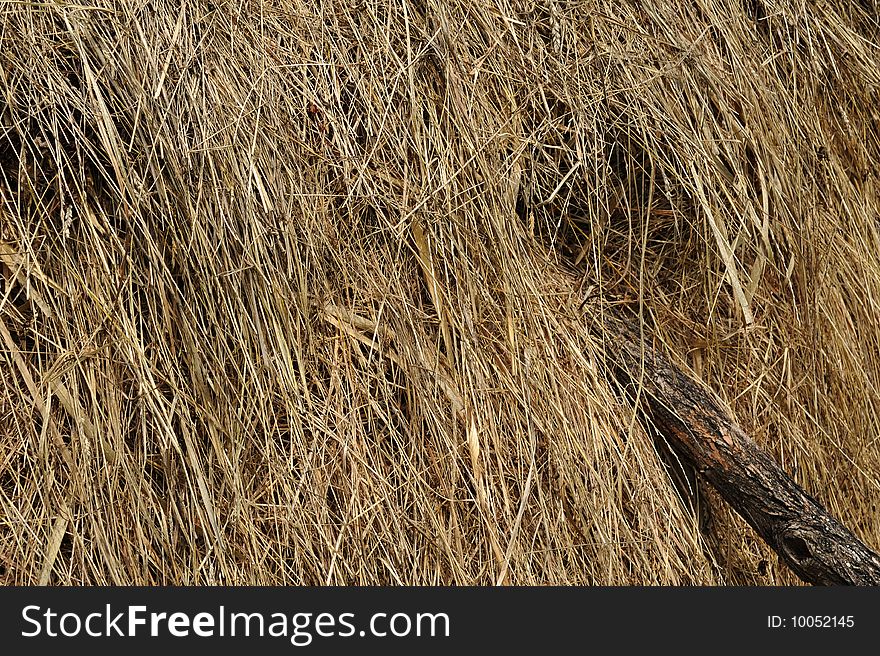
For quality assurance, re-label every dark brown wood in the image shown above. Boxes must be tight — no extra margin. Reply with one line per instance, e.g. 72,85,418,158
602,314,880,585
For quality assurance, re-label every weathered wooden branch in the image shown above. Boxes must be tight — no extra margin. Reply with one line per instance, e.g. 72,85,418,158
603,315,880,585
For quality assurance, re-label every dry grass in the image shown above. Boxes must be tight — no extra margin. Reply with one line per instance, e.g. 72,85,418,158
1,0,879,585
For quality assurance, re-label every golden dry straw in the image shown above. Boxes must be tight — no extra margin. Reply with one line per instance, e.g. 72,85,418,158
0,0,879,584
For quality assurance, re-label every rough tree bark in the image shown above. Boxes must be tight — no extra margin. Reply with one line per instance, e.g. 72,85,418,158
602,314,880,585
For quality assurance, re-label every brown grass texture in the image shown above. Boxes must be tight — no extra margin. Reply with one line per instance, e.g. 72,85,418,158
1,0,879,585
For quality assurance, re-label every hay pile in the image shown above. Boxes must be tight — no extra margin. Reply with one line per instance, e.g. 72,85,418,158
1,0,879,585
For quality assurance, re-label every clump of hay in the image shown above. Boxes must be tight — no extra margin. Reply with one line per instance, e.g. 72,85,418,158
1,0,879,585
